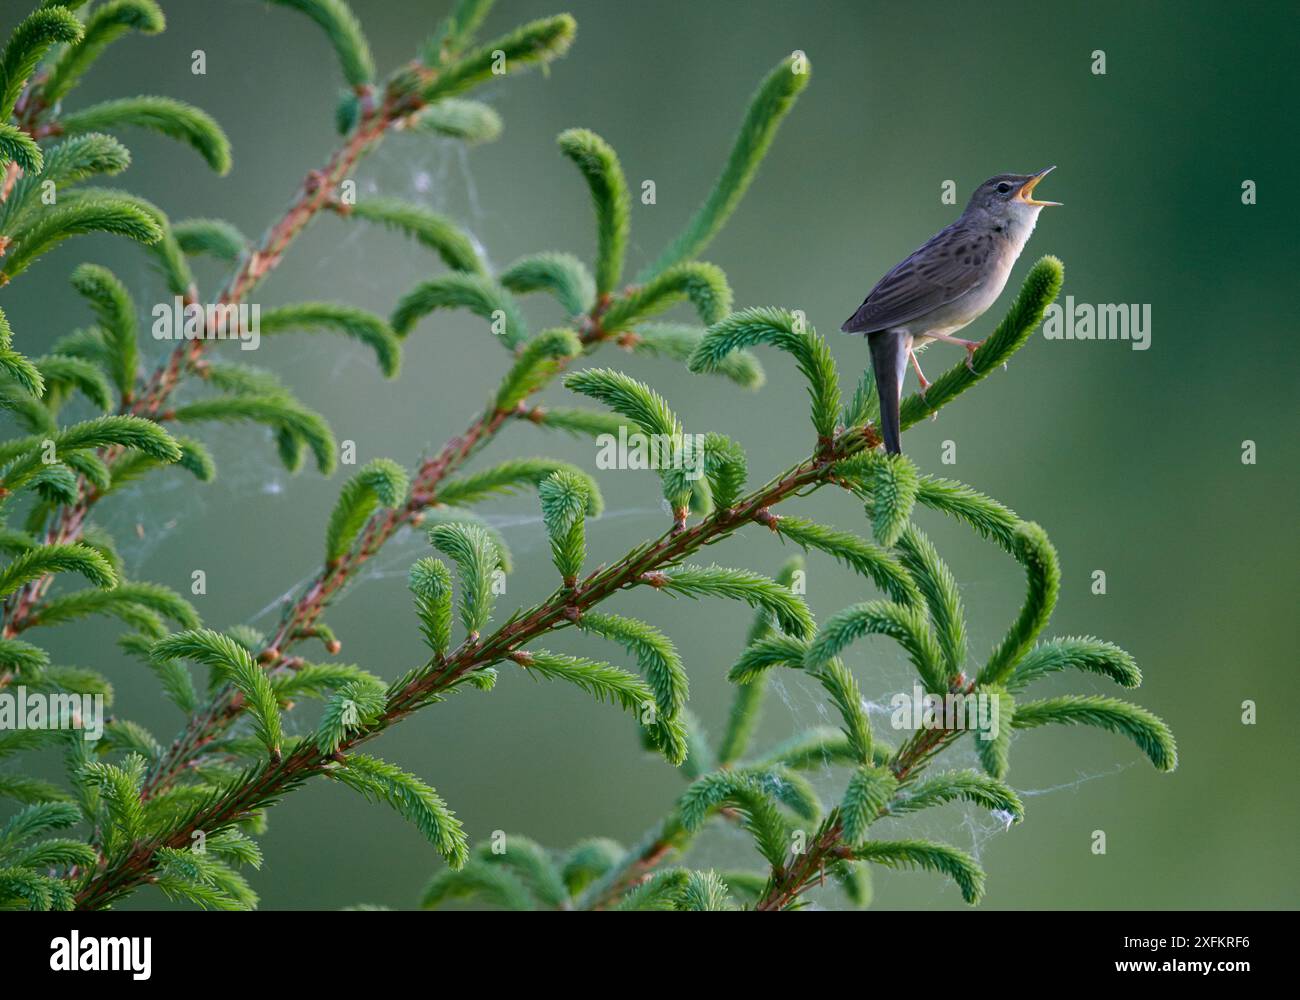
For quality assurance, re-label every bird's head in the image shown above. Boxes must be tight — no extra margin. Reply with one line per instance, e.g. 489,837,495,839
966,167,1061,224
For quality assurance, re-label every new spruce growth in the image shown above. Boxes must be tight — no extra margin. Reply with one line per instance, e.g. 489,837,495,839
0,0,1173,912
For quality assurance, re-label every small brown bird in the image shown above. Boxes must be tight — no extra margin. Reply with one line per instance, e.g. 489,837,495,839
842,168,1060,454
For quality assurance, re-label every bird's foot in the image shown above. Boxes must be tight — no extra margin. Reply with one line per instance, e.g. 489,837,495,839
912,380,935,412
929,332,983,372
917,384,939,421
914,377,939,421
909,350,932,397
907,352,939,421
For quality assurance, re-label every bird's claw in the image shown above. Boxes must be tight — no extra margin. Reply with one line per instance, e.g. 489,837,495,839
916,384,938,421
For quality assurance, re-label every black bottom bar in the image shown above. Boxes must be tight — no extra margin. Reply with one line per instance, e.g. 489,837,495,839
0,909,1279,986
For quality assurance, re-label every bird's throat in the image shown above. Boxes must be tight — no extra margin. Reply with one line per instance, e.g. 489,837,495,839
1001,205,1042,256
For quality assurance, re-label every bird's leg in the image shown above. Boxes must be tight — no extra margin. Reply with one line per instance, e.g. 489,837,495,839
927,333,983,372
909,348,930,395
908,349,931,394
907,349,938,421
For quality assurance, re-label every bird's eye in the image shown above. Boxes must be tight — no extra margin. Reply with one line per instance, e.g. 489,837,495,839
996,182,1011,193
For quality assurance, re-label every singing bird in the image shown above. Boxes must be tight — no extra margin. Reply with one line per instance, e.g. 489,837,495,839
841,168,1060,454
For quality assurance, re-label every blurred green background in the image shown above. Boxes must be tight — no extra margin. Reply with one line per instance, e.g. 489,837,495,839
3,0,1296,909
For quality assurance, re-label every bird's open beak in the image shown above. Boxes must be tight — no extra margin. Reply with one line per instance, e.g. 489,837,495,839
1018,166,1061,206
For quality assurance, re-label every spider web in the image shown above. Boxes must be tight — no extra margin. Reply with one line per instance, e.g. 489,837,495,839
678,656,1137,908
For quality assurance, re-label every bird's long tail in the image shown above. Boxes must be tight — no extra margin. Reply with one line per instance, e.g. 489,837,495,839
868,330,908,455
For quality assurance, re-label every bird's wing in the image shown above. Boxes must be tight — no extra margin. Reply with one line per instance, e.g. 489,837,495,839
841,222,991,334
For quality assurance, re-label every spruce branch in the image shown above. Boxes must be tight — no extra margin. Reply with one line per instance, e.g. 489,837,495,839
0,2,585,688
419,15,577,102
0,190,162,285
0,122,42,175
600,260,733,331
409,97,502,144
390,272,528,347
1012,695,1177,772
235,227,765,680
501,252,595,318
0,543,116,600
171,218,248,263
538,469,592,587
77,260,1060,908
344,198,487,275
690,306,840,443
268,0,376,89
1007,636,1142,692
978,521,1060,686
896,525,967,678
0,6,83,120
766,514,919,606
0,2,1153,914
578,611,688,749
639,53,810,280
716,557,803,766
257,303,402,379
68,263,137,401
75,420,883,907
324,459,409,564
56,96,232,175
40,1,165,107
622,324,764,391
557,128,630,298
7,30,804,697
